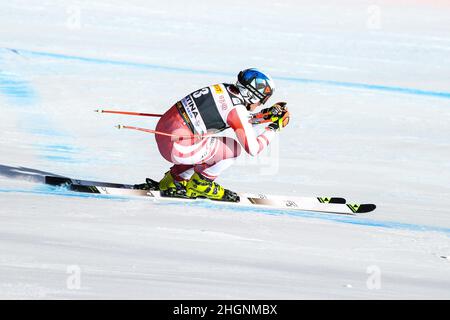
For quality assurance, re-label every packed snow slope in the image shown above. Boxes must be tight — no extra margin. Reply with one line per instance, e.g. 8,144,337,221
0,0,449,299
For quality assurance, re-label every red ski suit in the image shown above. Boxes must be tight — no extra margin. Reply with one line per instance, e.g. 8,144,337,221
155,83,275,181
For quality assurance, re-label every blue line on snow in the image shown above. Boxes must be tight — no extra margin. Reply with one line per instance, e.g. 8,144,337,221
0,71,36,105
42,155,80,163
2,185,447,236
39,144,80,152
163,199,450,235
0,186,131,201
175,200,450,235
10,47,450,100
0,51,78,163
276,76,450,100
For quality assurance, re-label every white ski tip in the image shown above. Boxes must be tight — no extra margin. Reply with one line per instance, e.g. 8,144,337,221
95,109,103,113
115,124,124,129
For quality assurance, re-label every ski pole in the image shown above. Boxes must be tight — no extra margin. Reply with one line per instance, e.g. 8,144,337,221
115,125,215,140
96,109,274,125
95,109,163,118
97,109,270,123
251,111,271,119
249,117,273,125
248,111,273,125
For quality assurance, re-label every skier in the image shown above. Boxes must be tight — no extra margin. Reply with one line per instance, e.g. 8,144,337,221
153,68,290,202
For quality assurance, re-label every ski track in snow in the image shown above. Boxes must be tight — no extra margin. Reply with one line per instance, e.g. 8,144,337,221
0,185,449,236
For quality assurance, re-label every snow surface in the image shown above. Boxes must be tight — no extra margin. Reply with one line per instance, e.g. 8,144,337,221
0,0,449,299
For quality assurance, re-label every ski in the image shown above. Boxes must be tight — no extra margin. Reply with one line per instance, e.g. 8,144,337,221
45,175,347,204
44,175,375,215
45,175,150,196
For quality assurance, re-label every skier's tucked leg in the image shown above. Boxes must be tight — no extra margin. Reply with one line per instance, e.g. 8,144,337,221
185,137,241,201
157,133,241,200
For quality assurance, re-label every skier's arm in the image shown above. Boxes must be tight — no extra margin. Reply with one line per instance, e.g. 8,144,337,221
227,105,276,156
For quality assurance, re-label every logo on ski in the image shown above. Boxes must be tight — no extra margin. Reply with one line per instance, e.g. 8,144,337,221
285,200,298,208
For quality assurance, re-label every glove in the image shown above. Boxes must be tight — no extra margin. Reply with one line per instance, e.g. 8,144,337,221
266,102,290,132
258,102,287,120
267,111,290,131
250,102,289,126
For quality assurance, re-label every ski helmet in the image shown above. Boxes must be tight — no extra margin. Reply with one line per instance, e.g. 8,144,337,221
236,68,275,105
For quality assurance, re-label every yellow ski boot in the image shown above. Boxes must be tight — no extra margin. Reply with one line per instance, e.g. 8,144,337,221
186,172,239,202
159,171,188,197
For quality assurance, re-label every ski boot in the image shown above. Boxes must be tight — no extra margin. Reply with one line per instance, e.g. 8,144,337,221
133,178,159,190
185,172,240,202
158,171,188,198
